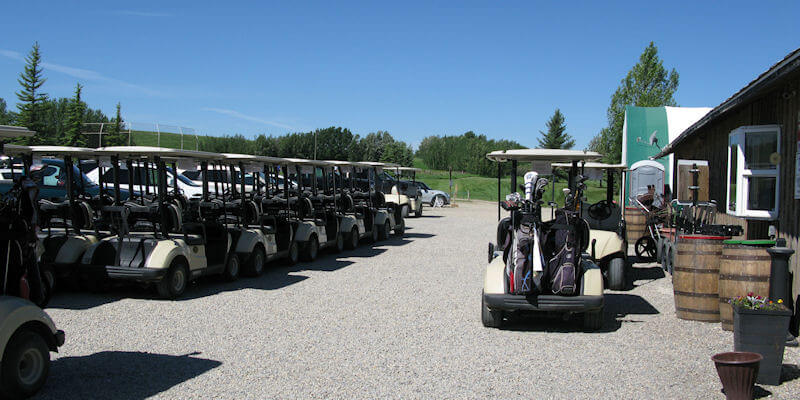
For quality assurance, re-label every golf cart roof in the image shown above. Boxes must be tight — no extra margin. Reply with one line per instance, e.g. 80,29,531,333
486,149,602,163
357,161,398,168
2,145,96,157
283,158,332,167
95,146,221,160
0,125,35,139
551,162,627,170
222,153,288,165
324,159,360,166
395,166,421,172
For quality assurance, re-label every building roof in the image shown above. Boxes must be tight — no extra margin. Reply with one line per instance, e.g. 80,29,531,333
655,46,800,158
486,149,601,162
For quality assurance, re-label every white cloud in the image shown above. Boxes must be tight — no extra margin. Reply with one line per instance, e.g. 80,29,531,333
203,107,295,130
0,48,162,96
114,10,171,17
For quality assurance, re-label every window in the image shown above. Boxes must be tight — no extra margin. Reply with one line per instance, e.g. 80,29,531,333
727,125,780,219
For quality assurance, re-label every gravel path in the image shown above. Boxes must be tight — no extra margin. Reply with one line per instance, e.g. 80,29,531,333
38,201,800,399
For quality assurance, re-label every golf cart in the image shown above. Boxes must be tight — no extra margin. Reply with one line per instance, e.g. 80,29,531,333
552,162,628,290
325,160,373,249
282,158,347,259
356,162,405,239
386,166,424,218
365,162,414,219
0,126,65,399
79,146,243,298
482,149,605,330
2,145,109,294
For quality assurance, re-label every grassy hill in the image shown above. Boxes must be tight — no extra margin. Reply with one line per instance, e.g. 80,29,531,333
411,159,607,204
128,130,200,149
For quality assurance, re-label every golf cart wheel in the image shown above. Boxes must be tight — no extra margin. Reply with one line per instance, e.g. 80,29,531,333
401,205,409,218
634,236,657,262
433,195,445,208
223,254,240,282
370,226,379,243
414,203,422,217
664,242,675,275
157,260,189,299
481,292,503,328
346,227,359,250
334,233,344,253
583,309,603,331
0,329,51,399
301,235,319,261
607,257,626,291
656,237,665,264
287,241,299,265
378,220,391,241
244,245,265,277
394,217,405,236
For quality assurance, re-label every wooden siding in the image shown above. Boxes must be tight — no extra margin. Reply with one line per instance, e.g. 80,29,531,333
670,69,800,331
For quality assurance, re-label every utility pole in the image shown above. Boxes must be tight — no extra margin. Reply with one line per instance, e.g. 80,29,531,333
314,130,317,160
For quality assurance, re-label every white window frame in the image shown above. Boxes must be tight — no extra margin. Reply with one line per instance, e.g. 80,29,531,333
726,125,780,220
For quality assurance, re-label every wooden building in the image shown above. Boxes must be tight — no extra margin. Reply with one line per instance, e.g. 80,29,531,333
656,47,800,333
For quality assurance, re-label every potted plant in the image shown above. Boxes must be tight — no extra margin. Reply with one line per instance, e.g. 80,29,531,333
731,293,792,385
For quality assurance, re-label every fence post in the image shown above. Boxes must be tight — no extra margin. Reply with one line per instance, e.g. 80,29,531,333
156,123,161,147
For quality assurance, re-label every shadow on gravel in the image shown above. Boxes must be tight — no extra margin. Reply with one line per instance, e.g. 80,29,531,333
39,351,221,400
500,293,659,334
780,363,800,384
47,228,434,307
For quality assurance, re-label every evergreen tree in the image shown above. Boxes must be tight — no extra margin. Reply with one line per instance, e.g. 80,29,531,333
0,98,16,125
64,83,86,146
105,102,126,146
590,42,679,162
15,42,48,143
537,108,574,149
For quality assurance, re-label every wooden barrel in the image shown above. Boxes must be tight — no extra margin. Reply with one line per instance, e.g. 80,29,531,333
625,206,646,243
673,235,728,322
718,242,773,331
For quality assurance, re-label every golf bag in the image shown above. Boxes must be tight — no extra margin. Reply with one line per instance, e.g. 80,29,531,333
544,209,580,296
505,214,544,295
0,176,49,307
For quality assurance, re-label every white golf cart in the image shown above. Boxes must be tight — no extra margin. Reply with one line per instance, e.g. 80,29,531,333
0,126,65,398
393,166,424,217
552,162,628,290
79,146,244,298
356,162,405,239
482,149,605,330
323,160,372,249
363,161,414,218
3,145,106,294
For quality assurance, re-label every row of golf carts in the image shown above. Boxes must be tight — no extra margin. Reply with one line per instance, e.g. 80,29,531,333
481,149,629,331
0,139,430,398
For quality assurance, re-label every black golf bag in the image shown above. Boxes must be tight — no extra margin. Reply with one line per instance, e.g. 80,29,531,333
0,176,49,307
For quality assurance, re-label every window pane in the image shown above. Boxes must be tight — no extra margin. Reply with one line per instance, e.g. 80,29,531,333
747,176,776,211
729,145,737,211
744,131,777,170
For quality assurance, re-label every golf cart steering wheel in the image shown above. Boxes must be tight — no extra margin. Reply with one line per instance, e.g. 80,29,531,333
588,200,613,220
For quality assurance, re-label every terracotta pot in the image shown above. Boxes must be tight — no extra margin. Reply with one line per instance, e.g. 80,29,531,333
712,351,762,400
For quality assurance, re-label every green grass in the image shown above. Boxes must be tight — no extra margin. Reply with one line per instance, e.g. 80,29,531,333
414,167,607,204
128,130,200,150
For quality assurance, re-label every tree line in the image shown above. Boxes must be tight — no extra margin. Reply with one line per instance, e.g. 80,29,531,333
199,128,414,166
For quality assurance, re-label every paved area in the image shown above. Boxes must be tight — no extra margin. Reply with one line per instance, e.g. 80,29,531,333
39,201,800,399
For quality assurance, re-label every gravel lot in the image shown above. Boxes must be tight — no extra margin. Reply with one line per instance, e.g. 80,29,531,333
39,201,800,399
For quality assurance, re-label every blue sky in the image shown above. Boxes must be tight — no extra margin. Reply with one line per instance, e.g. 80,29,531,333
1,1,798,149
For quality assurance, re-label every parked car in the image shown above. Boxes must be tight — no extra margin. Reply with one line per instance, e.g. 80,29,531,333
0,159,130,201
417,181,450,207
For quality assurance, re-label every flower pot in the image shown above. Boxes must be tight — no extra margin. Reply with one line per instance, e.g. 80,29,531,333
712,352,762,400
733,304,792,385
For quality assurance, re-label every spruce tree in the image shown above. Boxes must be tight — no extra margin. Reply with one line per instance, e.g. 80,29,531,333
15,42,48,143
537,108,575,149
64,83,86,146
105,102,126,146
